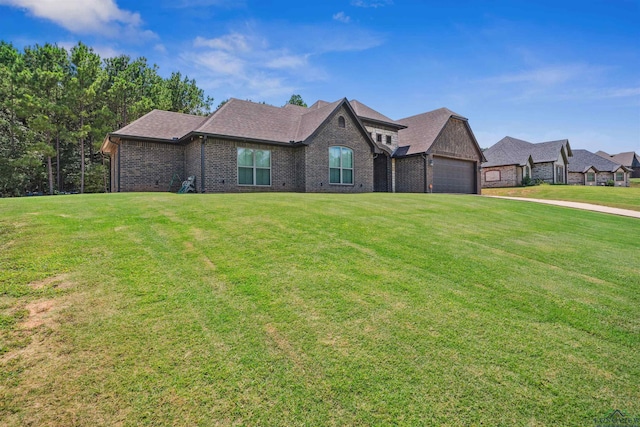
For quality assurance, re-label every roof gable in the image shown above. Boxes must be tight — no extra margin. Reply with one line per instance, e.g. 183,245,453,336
396,108,468,156
349,100,406,129
569,149,628,173
483,137,535,167
610,151,640,168
483,136,571,167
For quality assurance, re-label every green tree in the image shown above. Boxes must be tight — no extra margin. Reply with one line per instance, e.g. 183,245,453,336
286,94,307,107
161,71,213,115
22,43,70,194
68,42,102,193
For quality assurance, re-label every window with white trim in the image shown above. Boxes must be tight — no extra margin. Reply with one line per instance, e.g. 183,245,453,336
616,171,624,181
329,146,353,184
238,148,271,186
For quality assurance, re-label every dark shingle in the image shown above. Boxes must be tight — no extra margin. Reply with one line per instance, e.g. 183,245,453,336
111,110,209,141
568,149,626,173
349,100,406,129
483,136,571,167
396,108,465,156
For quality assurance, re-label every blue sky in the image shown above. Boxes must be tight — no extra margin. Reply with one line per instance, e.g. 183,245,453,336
1,0,638,153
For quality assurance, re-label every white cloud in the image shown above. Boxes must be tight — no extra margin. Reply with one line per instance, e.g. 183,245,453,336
265,54,309,70
194,34,251,52
187,49,246,75
166,0,244,8
351,0,393,7
487,64,597,86
183,33,305,99
0,0,153,38
600,87,640,98
180,21,383,101
333,11,351,23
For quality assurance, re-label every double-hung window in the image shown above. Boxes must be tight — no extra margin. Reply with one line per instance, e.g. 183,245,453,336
238,148,271,186
329,146,353,185
587,172,595,182
616,171,624,181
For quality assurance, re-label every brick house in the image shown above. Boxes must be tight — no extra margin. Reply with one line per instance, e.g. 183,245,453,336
482,136,572,188
596,151,640,179
568,149,630,186
101,98,485,194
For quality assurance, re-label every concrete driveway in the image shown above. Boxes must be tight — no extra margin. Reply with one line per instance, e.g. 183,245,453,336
485,196,640,219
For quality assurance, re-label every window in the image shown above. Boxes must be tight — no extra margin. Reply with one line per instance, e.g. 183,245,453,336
338,116,345,128
386,135,392,145
556,165,564,183
376,134,382,143
616,171,624,181
329,146,353,184
238,148,271,186
587,172,595,182
485,170,501,182
524,166,530,178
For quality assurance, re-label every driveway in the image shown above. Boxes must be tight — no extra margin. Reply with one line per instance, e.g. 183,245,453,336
485,196,640,219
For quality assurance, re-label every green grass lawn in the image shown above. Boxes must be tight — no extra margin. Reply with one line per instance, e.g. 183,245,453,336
1,193,638,426
483,183,640,211
631,178,640,188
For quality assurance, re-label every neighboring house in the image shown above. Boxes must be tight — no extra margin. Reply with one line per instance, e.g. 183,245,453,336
101,98,486,194
568,149,630,186
481,136,572,188
596,150,640,178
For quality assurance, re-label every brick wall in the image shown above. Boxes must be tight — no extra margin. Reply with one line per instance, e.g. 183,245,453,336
596,172,614,185
200,138,301,193
303,105,374,193
185,140,202,192
396,155,425,193
533,162,554,183
568,172,585,185
482,165,519,188
363,122,399,152
118,139,184,192
430,118,483,193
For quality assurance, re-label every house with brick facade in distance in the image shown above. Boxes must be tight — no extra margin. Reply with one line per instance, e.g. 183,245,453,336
481,136,572,188
101,98,486,194
596,150,640,178
568,149,630,186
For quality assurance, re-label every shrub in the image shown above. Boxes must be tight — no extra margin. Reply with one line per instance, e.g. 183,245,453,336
606,179,615,187
521,176,533,186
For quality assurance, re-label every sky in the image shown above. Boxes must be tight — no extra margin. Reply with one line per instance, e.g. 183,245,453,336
0,0,639,154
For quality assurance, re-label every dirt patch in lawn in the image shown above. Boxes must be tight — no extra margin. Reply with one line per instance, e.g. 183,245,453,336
28,273,73,290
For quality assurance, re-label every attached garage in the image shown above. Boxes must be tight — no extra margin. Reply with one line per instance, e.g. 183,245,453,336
432,156,476,194
396,108,486,195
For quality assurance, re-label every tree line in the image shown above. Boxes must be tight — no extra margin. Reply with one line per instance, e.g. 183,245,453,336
0,41,214,196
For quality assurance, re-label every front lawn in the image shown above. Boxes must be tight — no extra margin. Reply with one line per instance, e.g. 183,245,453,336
1,193,638,426
482,183,640,211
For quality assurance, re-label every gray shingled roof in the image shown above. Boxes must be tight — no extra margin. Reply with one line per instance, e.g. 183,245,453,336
483,136,571,167
610,151,640,168
482,137,533,167
111,109,209,141
104,97,383,152
568,149,626,173
195,98,303,143
396,108,466,156
349,100,406,129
